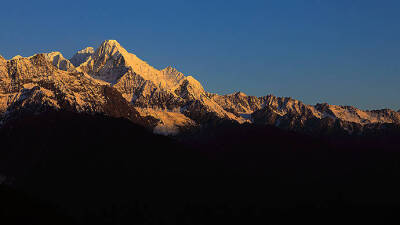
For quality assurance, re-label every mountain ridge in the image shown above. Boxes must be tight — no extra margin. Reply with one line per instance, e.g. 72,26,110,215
69,47,94,67
1,40,399,135
0,53,156,128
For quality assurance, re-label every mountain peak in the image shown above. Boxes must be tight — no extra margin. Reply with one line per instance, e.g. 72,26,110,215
96,40,129,60
11,55,23,60
99,40,126,53
70,47,95,67
46,51,63,57
86,40,185,88
102,39,121,46
162,66,179,74
163,65,176,71
45,52,75,72
77,47,94,54
76,40,135,83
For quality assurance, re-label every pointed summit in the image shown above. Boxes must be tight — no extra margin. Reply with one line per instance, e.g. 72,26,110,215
101,39,121,46
45,52,76,72
161,66,185,81
11,55,23,60
96,40,128,59
162,65,178,72
77,40,132,83
70,47,94,67
101,39,120,45
79,40,187,88
79,47,94,53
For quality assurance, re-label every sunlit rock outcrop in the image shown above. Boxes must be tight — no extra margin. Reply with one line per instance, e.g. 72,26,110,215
0,53,156,128
45,52,76,72
75,40,245,131
70,47,94,67
1,40,399,135
210,92,400,135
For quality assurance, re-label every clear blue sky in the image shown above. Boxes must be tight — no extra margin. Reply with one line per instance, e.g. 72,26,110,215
0,0,399,110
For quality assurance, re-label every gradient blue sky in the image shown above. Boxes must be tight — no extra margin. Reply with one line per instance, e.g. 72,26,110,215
0,0,399,110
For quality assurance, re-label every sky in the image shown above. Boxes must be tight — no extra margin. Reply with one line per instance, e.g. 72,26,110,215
0,0,399,110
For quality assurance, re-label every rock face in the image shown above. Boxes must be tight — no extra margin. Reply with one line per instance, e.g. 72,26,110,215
1,40,399,135
45,52,76,72
70,47,94,67
74,40,245,133
210,93,400,135
0,53,156,128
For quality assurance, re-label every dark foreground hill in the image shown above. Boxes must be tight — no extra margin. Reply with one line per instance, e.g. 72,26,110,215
1,112,400,225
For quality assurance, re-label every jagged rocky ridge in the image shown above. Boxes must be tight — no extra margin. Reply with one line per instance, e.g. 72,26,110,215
69,47,94,67
209,92,400,135
0,53,156,128
1,40,399,135
73,40,245,134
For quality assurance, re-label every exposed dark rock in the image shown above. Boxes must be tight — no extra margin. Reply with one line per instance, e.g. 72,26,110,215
102,86,158,128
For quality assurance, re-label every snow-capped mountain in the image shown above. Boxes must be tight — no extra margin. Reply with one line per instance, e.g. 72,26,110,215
70,47,94,67
0,53,156,128
0,40,399,135
45,51,76,72
73,40,245,134
209,92,400,134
